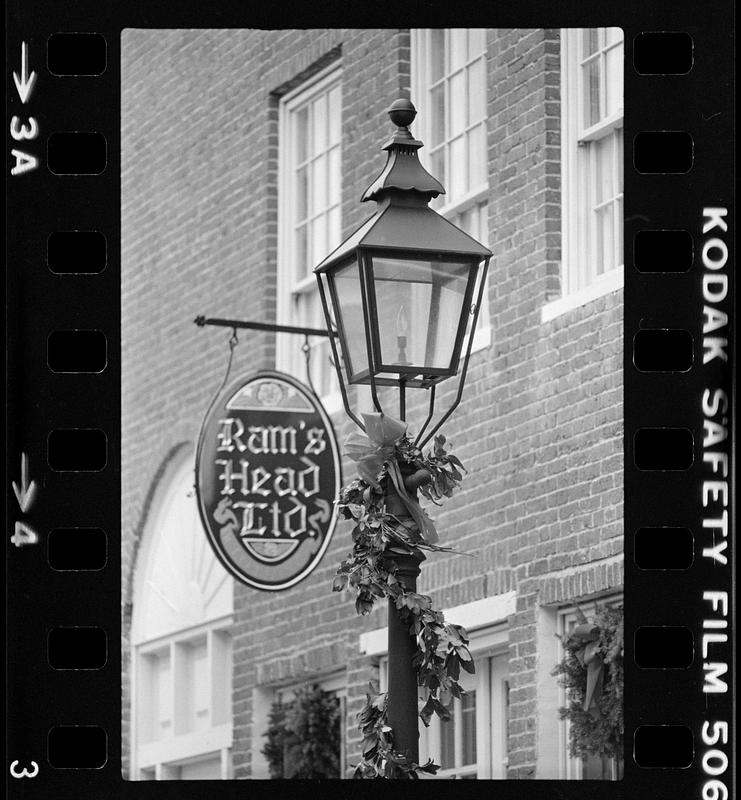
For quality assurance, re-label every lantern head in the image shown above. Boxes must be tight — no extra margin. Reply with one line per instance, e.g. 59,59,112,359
315,98,491,391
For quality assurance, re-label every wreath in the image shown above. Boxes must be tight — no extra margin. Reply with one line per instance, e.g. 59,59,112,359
261,684,342,779
552,603,624,764
332,412,474,779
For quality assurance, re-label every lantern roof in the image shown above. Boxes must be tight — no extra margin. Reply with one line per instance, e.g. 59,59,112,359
313,200,492,273
314,98,492,274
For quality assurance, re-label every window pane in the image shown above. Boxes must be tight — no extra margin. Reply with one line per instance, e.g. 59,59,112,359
468,28,486,58
449,72,466,137
595,137,614,206
596,204,613,273
583,58,601,127
327,147,340,206
429,29,445,82
328,85,341,145
295,166,308,222
154,652,172,740
467,123,486,191
301,291,338,397
605,44,623,118
594,138,614,273
311,217,327,266
583,28,600,56
479,200,489,246
178,756,222,780
449,135,465,198
461,691,477,766
456,205,476,238
295,225,307,278
440,716,456,769
449,29,467,71
430,148,445,196
430,84,445,146
327,206,341,252
312,92,327,153
311,154,327,212
190,640,210,732
467,58,486,126
295,106,309,164
583,753,614,780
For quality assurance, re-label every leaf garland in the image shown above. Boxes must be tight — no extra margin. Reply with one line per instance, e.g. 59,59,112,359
333,417,474,779
552,603,624,764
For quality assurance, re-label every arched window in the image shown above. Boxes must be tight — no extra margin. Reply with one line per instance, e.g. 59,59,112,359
130,450,234,780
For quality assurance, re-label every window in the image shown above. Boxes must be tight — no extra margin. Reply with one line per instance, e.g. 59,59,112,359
130,452,234,780
253,672,347,778
276,673,347,778
369,593,515,779
424,652,508,779
278,66,342,406
553,27,624,316
557,595,624,780
412,29,491,349
379,648,508,779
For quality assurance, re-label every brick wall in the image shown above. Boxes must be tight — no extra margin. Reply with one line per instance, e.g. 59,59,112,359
122,27,622,780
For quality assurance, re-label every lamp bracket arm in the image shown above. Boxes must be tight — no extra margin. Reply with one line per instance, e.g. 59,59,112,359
194,315,336,338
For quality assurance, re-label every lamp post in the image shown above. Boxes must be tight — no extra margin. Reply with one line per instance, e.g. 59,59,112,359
314,98,491,768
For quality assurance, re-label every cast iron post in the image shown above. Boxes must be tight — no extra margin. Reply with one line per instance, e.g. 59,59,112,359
384,464,426,765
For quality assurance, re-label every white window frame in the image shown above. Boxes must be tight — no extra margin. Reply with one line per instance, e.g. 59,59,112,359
364,592,515,779
543,27,624,323
535,589,623,780
277,63,343,413
252,671,348,779
411,28,491,353
134,620,234,779
558,595,623,781
129,451,234,781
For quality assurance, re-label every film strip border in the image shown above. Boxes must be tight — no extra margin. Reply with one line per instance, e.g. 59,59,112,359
5,13,734,800
6,28,119,789
625,23,734,800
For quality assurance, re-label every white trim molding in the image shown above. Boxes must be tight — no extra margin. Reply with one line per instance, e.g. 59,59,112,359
359,590,517,657
541,264,623,323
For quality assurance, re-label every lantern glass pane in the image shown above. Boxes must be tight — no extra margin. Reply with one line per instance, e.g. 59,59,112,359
330,259,369,381
370,256,472,372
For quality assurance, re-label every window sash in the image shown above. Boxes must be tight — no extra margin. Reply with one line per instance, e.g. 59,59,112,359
273,673,347,778
557,595,623,780
412,29,488,212
412,29,490,348
379,646,508,779
277,66,342,403
560,28,624,299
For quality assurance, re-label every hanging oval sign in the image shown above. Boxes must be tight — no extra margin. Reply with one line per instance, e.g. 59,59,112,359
196,371,341,591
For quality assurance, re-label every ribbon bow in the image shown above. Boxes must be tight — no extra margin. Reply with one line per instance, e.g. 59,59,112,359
344,412,439,544
567,610,605,712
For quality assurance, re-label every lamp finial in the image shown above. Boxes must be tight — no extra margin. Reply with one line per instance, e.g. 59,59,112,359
361,97,445,203
388,97,417,131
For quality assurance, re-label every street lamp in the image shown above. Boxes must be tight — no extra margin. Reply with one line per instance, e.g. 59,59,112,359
314,98,491,436
314,97,491,769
